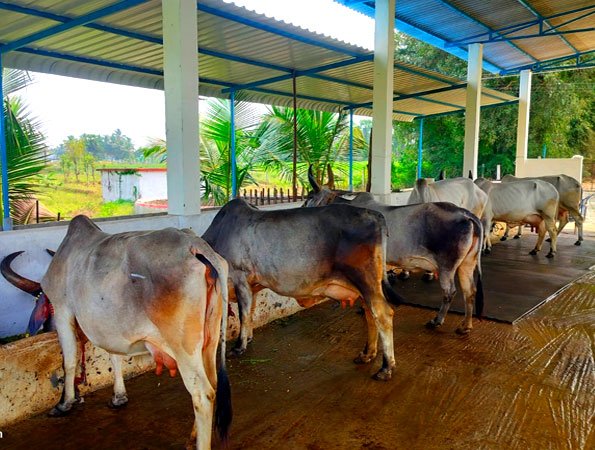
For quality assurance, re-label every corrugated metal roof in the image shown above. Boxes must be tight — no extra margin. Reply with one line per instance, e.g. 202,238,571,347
0,0,517,121
335,0,595,74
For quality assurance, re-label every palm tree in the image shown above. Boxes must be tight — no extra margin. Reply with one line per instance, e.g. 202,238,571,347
254,106,368,188
1,69,52,224
144,97,263,205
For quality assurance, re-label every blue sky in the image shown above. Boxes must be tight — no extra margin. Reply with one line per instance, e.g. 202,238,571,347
17,0,374,149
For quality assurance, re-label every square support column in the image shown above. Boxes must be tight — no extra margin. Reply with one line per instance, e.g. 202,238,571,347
515,69,532,176
162,0,200,216
370,0,395,202
463,43,483,179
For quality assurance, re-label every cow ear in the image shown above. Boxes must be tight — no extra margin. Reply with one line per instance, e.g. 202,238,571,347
308,165,321,193
326,164,335,190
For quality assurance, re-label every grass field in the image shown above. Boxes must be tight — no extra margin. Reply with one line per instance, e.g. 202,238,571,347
36,163,134,221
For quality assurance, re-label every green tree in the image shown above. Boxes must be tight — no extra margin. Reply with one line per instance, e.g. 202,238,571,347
144,98,262,205
255,107,368,188
1,69,52,224
63,136,86,182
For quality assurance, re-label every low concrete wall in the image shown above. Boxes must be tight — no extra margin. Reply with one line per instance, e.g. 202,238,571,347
515,155,583,182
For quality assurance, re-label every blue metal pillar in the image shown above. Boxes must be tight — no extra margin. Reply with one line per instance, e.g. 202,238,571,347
542,143,547,158
0,58,12,231
349,108,354,191
417,117,424,179
230,90,237,198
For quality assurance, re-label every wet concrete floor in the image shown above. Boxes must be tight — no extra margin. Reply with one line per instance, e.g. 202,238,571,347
3,234,595,449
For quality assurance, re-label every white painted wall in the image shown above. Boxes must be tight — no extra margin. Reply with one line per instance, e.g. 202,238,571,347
515,155,583,182
138,171,167,200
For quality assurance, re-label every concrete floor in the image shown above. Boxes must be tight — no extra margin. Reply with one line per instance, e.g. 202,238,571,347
3,231,595,449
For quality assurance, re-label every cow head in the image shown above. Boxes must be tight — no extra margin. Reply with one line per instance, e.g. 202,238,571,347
1,251,53,335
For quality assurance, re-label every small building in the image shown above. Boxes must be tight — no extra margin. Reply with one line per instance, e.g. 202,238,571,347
98,168,167,202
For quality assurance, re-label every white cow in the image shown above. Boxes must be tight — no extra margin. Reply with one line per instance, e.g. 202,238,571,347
408,177,491,252
501,174,584,245
475,178,560,257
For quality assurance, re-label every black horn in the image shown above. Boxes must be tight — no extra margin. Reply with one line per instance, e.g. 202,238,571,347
308,165,321,193
46,249,56,257
438,169,445,180
468,170,474,179
1,251,42,296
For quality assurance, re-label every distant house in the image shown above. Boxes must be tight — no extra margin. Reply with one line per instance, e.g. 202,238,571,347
98,168,167,202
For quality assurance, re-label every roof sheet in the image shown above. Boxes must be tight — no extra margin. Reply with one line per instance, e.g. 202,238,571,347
0,0,517,121
335,0,595,74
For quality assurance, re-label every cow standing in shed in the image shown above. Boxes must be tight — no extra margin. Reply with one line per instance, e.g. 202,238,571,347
500,174,584,245
3,216,232,449
407,176,492,253
475,178,560,257
202,198,401,381
304,171,484,335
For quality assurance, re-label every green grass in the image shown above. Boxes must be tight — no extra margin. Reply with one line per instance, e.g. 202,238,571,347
36,163,134,220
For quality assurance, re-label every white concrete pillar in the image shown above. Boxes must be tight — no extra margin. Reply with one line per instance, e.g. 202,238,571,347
162,0,200,215
515,69,532,176
370,0,395,202
463,43,483,179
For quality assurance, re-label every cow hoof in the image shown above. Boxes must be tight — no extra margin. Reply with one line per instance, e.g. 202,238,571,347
575,241,582,246
425,319,441,329
483,248,491,255
353,353,374,365
546,252,555,259
48,402,75,417
513,235,520,240
529,250,538,256
397,271,410,281
422,272,434,282
500,236,507,242
231,347,246,357
546,238,551,243
108,395,128,409
372,368,392,381
455,327,471,335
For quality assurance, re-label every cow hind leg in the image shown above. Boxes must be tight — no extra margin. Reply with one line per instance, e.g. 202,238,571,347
362,289,395,381
232,278,254,355
176,355,216,450
455,265,477,335
49,310,80,416
108,354,128,408
426,273,456,330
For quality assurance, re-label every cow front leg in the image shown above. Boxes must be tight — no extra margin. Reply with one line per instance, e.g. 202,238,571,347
49,310,79,417
108,354,128,408
426,274,456,330
232,276,254,355
353,304,378,365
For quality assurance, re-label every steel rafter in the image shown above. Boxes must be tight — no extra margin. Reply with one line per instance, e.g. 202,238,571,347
0,0,150,54
501,50,595,74
435,0,536,63
446,5,595,46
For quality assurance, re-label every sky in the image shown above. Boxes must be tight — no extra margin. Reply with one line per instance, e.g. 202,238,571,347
16,0,375,149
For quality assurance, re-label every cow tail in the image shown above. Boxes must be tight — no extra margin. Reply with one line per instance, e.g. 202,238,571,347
469,213,484,318
194,246,232,442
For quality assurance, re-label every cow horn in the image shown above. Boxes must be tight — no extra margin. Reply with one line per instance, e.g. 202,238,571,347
46,249,55,257
308,165,321,193
326,164,335,189
468,170,474,180
1,251,42,296
438,169,445,180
